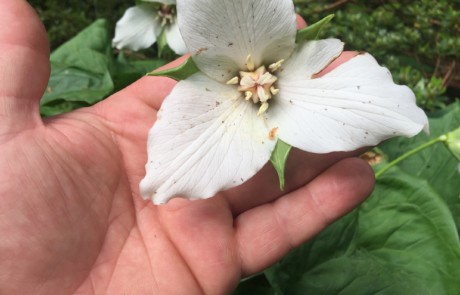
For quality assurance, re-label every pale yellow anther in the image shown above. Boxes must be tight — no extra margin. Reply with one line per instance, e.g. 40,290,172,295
245,55,255,71
270,86,280,96
244,91,253,101
226,76,239,85
257,102,269,116
268,59,285,72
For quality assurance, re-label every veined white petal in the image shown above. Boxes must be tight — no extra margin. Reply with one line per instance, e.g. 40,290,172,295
269,53,428,153
279,39,345,80
143,0,176,4
165,22,188,55
112,5,161,51
177,0,297,82
140,73,276,204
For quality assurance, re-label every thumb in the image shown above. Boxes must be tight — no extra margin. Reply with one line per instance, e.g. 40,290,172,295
0,0,50,139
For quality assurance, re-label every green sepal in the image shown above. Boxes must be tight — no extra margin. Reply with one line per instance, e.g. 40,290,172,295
270,140,292,190
296,14,335,43
146,56,200,81
445,126,460,161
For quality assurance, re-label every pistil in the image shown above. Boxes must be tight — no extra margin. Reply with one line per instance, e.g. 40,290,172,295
226,55,284,116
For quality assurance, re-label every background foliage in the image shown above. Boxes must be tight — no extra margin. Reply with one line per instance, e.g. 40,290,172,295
28,0,460,294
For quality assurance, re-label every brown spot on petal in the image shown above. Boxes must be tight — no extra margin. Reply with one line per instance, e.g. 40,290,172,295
269,127,279,141
195,47,208,56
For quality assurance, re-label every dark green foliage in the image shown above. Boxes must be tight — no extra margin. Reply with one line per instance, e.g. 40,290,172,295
27,0,130,50
40,19,166,116
295,0,460,110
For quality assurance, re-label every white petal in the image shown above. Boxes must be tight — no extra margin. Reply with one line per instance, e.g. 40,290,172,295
269,53,428,153
112,6,161,51
278,39,345,80
140,73,276,204
177,0,297,82
165,22,188,55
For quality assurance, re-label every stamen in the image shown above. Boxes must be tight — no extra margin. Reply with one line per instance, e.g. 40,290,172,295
257,86,270,103
270,86,280,96
245,55,255,71
257,102,269,116
244,91,253,101
268,59,285,72
226,76,239,85
258,71,277,85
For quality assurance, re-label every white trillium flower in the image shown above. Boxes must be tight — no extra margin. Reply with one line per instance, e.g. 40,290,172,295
140,0,429,204
112,0,187,55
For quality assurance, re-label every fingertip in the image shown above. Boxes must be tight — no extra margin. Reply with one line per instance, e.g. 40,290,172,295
315,51,359,78
296,15,307,29
235,157,375,276
0,0,50,56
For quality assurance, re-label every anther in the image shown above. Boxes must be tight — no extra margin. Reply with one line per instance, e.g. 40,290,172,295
257,102,269,116
226,76,239,85
268,59,285,72
270,86,280,96
244,91,253,101
245,55,255,71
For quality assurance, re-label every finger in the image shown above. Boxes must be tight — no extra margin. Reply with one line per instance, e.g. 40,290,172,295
0,0,49,139
235,157,375,276
225,148,368,215
296,15,307,29
224,51,362,215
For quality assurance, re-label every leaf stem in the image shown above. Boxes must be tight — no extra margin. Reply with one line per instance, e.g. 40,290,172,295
375,135,447,178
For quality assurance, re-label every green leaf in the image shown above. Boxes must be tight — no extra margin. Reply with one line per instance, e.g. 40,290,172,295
113,53,167,92
296,14,335,43
147,56,200,81
379,102,460,233
40,19,114,116
266,168,460,295
232,274,277,295
270,140,292,190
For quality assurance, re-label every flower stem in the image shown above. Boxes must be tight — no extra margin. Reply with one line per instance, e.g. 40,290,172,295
375,135,447,178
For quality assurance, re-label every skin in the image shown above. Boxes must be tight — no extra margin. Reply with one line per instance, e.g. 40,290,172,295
0,1,374,294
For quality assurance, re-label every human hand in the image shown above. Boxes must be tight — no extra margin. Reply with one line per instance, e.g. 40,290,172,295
0,1,374,294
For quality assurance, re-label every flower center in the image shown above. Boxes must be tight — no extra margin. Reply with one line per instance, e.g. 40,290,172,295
157,5,176,27
227,55,284,116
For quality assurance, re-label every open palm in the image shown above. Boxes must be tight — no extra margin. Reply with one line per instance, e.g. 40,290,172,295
0,1,374,294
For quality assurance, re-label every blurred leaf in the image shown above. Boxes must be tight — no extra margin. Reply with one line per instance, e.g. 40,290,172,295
232,274,277,295
40,19,114,116
50,19,112,74
266,169,460,295
113,52,167,91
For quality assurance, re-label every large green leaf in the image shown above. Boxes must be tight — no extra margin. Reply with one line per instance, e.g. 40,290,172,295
266,169,460,294
40,19,114,116
232,274,278,295
379,102,460,232
113,52,167,92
